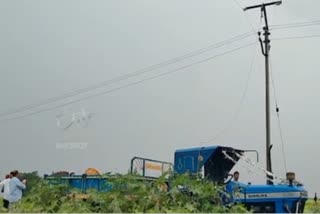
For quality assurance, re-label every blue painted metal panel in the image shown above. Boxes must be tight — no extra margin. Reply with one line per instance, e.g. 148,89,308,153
45,175,112,192
225,181,308,213
174,146,243,182
174,146,219,174
69,178,84,190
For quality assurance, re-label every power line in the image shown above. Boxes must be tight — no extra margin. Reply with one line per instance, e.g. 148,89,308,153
271,21,320,30
0,31,255,118
271,19,320,27
202,0,269,146
273,34,320,41
203,41,258,144
2,20,320,119
270,20,320,30
269,56,288,173
2,19,319,120
0,42,256,122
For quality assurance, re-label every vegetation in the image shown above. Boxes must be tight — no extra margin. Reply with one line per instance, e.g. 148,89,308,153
18,171,42,195
7,172,248,213
304,199,320,213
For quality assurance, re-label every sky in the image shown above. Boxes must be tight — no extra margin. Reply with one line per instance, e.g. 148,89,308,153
0,0,320,193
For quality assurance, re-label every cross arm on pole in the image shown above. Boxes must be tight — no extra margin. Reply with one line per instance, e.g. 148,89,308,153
243,1,282,30
243,1,282,11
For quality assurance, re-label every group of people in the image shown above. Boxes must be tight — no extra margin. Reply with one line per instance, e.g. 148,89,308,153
0,170,27,209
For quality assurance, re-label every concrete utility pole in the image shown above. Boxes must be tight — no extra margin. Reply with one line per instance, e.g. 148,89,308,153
244,1,282,185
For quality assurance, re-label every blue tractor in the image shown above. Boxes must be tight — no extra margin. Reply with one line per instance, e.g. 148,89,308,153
45,145,308,213
173,145,308,213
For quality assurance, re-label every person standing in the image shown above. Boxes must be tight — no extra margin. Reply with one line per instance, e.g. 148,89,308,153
0,174,11,209
8,170,26,205
314,193,318,204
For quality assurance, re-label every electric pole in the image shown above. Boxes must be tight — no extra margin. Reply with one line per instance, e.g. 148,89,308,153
244,1,282,185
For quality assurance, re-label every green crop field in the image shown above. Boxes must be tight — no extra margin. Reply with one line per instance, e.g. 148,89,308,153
1,172,317,213
1,172,249,213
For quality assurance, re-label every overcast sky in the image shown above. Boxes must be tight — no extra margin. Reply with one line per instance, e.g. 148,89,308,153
1,0,320,193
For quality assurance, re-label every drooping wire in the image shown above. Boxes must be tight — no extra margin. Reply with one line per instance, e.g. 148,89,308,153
0,42,256,122
202,14,263,145
269,56,288,173
203,41,258,144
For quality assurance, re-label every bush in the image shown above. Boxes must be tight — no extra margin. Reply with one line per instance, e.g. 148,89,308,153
19,171,42,196
304,199,320,213
10,173,248,213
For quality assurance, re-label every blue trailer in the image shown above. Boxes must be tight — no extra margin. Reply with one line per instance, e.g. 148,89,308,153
44,174,112,192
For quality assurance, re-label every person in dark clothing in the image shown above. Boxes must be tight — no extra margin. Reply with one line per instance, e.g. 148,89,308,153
314,193,318,203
